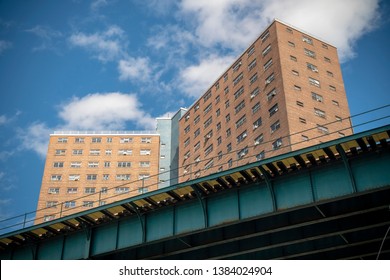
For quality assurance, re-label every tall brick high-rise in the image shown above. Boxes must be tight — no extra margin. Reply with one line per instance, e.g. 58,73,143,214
178,19,353,182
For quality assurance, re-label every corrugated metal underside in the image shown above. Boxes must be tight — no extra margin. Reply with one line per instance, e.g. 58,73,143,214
1,125,389,260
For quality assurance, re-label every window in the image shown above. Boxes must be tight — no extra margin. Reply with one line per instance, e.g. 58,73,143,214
204,103,212,114
117,161,131,167
225,100,230,108
92,137,102,143
194,141,201,151
248,59,257,71
67,187,77,194
194,128,200,138
99,201,107,206
335,116,343,122
184,151,190,160
53,162,63,168
140,149,151,155
227,143,232,152
70,162,81,168
48,188,60,194
46,201,58,208
115,187,129,193
204,116,212,128
252,102,261,114
184,137,190,147
88,162,99,168
184,113,190,122
269,103,279,116
217,136,222,146
83,201,94,208
290,55,297,62
309,77,320,87
138,174,150,180
223,73,228,82
103,174,109,180
312,92,323,102
294,85,301,91
51,175,62,181
265,73,275,85
288,41,295,47
107,137,112,143
237,146,248,159
292,70,299,76
301,135,309,141
254,134,264,145
261,30,270,42
75,137,84,143
339,132,345,137
286,27,293,33
86,174,97,181
299,117,307,124
327,71,334,77
262,44,271,56
236,115,247,128
232,60,242,72
317,125,329,134
105,149,112,155
314,108,326,118
218,151,223,160
247,45,255,57
215,82,219,90
217,122,221,131
205,144,213,156
324,57,331,63
225,114,230,123
233,72,243,86
116,174,131,181
140,161,150,167
194,115,200,124
226,128,231,137
272,138,283,150
329,85,336,91
138,187,148,194
307,63,318,72
55,149,66,155
72,149,82,155
267,88,277,101
236,130,247,143
302,36,313,45
184,125,190,134
253,118,262,130
118,149,132,155
271,120,280,133
224,86,229,94
69,174,80,181
234,86,244,99
203,90,212,102
263,59,273,71
64,201,76,208
249,73,258,84
85,187,96,194
215,95,220,104
89,149,100,155
204,159,214,170
235,100,245,114
141,137,152,143
228,159,233,168
204,130,213,141
256,151,265,161
322,43,328,49
304,48,316,58
57,137,68,143
43,215,56,222
296,101,304,107
194,103,200,112
332,100,339,106
250,87,260,99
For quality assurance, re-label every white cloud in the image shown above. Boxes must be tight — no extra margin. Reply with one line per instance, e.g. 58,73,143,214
69,25,126,62
178,54,235,98
58,92,156,130
0,40,12,54
25,25,63,52
16,122,52,158
178,0,380,62
0,111,21,126
118,57,152,82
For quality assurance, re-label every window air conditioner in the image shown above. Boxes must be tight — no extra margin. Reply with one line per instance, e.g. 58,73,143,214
254,141,260,145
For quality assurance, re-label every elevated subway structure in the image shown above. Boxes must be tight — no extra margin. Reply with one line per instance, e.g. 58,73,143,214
0,125,389,260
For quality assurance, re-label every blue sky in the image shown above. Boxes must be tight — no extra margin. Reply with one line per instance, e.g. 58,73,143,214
0,0,389,229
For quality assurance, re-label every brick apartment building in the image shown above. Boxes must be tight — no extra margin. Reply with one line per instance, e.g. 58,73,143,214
178,19,353,182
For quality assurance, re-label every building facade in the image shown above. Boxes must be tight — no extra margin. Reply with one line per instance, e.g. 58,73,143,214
178,19,353,182
36,131,161,223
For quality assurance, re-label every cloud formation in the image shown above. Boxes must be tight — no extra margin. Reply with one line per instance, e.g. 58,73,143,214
0,40,12,54
58,92,156,130
69,25,126,62
25,25,63,52
118,57,152,82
